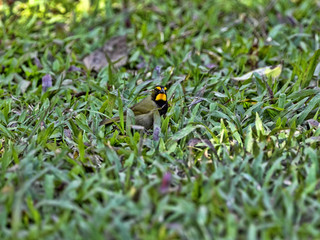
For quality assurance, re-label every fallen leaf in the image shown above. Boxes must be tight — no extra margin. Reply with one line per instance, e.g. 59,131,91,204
83,50,108,71
102,35,128,67
232,64,282,81
83,36,128,71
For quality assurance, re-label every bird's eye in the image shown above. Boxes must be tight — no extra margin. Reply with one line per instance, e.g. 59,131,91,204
156,86,161,91
164,87,167,91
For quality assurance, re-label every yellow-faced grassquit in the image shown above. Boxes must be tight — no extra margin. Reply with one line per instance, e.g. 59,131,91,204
100,85,168,129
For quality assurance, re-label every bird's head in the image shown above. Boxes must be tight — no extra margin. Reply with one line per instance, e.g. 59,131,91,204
152,85,167,102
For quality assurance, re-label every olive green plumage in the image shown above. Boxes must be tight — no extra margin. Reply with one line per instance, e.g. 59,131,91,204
100,86,168,129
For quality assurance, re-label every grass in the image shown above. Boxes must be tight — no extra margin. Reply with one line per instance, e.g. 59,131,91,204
1,0,320,239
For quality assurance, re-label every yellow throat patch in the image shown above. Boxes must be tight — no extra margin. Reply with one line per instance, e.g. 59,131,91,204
155,93,167,101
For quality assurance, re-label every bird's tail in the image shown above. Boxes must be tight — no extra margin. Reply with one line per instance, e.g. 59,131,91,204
100,116,121,126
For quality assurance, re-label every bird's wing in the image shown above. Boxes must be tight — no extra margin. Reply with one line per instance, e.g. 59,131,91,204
131,96,158,115
100,96,157,125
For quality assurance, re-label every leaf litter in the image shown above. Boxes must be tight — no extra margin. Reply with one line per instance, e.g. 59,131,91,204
83,35,128,71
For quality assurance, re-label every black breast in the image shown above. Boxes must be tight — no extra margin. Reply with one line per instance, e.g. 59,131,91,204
156,100,168,116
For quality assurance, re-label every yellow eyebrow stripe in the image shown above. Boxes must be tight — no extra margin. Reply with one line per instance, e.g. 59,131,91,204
156,86,161,91
164,87,167,90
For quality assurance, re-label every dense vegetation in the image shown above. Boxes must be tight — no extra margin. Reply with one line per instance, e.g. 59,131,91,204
1,0,320,239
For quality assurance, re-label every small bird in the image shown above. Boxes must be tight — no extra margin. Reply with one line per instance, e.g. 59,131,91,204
100,85,168,129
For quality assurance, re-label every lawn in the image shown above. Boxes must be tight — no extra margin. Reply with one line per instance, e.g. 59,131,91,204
1,0,320,239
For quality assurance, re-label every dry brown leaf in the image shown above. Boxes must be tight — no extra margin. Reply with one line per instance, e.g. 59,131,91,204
83,36,128,71
102,35,128,67
83,50,108,71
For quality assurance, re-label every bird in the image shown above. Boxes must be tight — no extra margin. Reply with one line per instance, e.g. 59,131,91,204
100,85,168,129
